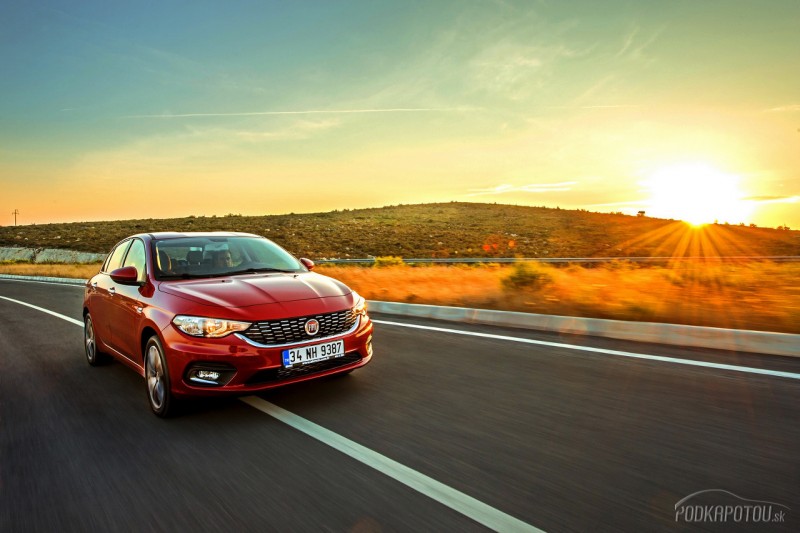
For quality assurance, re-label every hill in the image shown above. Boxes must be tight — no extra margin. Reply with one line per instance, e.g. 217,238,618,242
1,202,798,259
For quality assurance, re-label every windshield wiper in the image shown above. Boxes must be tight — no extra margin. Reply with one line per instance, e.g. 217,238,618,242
159,272,218,280
227,267,295,275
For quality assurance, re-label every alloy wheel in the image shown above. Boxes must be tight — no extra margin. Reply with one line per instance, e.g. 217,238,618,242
146,344,165,410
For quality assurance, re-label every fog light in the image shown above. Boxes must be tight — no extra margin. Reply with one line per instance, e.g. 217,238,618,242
197,370,220,381
366,335,373,357
186,364,236,386
189,369,221,385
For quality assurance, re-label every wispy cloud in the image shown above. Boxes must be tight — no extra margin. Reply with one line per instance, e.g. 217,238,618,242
124,107,479,119
765,104,800,112
469,43,579,100
615,26,641,58
234,119,341,141
615,24,664,61
587,199,647,208
547,104,642,110
467,182,577,196
745,195,800,204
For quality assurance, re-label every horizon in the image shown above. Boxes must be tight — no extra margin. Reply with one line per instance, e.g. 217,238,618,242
1,201,797,232
2,1,799,229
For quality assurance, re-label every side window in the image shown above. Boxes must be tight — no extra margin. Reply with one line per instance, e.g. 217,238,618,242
122,239,147,283
104,240,131,273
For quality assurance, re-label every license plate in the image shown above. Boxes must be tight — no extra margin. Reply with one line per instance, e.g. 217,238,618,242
282,340,345,368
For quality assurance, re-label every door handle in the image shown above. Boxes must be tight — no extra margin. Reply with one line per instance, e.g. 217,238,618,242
109,287,116,296
91,282,98,289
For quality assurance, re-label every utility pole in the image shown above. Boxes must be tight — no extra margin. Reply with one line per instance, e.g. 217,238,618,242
11,209,19,226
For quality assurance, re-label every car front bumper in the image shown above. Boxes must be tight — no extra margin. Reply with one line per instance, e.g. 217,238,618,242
161,315,374,397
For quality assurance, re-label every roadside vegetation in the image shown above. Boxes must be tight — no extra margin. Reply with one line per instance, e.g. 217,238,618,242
0,262,101,279
2,259,798,334
318,261,800,334
1,202,798,258
2,203,798,333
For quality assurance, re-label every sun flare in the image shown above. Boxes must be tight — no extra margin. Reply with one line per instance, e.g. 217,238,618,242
643,163,753,226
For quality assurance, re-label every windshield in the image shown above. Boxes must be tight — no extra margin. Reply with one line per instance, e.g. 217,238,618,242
153,236,304,280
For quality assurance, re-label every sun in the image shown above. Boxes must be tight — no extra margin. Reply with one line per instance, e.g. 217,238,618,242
643,162,753,226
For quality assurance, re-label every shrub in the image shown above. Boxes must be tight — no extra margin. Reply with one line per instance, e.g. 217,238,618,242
501,262,553,291
606,259,636,271
374,256,405,268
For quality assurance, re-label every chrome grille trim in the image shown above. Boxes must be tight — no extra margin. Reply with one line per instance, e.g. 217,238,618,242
236,314,361,349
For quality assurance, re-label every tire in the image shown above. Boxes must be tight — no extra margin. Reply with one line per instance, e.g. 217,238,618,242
144,336,178,418
84,313,109,366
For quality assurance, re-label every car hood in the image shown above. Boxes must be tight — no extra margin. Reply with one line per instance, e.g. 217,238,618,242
158,272,352,308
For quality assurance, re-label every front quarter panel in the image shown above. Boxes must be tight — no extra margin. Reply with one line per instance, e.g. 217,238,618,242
139,286,181,361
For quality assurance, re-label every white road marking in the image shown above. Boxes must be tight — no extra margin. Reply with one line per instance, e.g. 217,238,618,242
0,295,83,326
4,288,796,529
241,397,542,533
372,319,800,381
0,294,543,532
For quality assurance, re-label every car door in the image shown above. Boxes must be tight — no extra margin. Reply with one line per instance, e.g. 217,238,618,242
107,238,148,363
90,239,131,350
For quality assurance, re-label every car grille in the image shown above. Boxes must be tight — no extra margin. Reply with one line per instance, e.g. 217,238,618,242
245,353,362,385
240,309,358,346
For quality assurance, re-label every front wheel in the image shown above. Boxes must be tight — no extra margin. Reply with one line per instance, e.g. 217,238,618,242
144,336,178,417
84,314,109,366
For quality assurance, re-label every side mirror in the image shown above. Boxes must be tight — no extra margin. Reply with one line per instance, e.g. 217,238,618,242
300,258,314,271
110,266,141,285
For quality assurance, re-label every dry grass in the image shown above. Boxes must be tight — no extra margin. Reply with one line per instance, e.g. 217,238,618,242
0,263,101,279
3,261,797,334
318,262,800,334
1,202,798,258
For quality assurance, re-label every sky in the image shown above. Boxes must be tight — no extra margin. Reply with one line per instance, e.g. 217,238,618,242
1,0,799,228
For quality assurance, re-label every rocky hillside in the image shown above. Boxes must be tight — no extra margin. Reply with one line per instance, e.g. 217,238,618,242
1,203,798,259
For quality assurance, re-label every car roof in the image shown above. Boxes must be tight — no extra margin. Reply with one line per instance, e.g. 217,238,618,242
146,231,261,240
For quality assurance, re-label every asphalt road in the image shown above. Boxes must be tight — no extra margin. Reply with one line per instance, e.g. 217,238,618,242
1,279,798,532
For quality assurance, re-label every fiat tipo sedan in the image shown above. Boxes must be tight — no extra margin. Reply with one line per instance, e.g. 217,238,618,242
83,232,373,417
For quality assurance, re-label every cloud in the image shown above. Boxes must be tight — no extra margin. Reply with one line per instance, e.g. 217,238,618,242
586,199,647,208
614,24,664,61
124,107,478,119
234,119,341,142
765,104,800,112
615,26,641,59
745,195,800,204
469,43,578,100
467,181,577,196
546,104,642,110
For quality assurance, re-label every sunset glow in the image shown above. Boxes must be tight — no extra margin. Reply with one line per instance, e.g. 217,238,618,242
1,1,798,229
643,163,754,226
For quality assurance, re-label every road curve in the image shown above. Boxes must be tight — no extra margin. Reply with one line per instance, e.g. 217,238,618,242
1,278,798,532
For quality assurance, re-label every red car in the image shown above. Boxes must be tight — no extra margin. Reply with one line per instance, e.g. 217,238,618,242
83,232,373,417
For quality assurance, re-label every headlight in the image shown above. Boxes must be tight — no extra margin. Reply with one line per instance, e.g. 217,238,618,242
353,292,368,316
172,316,252,338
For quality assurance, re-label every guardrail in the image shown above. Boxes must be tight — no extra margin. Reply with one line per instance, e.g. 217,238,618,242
316,256,800,265
1,245,797,265
368,301,800,358
2,273,796,356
